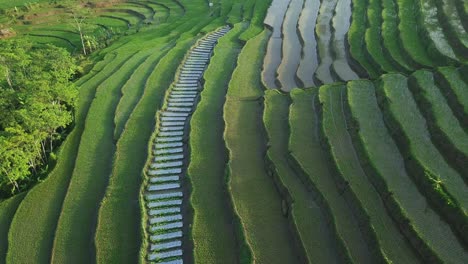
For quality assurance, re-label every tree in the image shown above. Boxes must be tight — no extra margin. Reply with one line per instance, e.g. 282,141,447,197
0,39,78,195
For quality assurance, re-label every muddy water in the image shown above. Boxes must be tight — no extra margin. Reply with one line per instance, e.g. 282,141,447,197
296,0,320,87
332,0,359,81
277,0,305,91
315,0,337,84
262,0,291,89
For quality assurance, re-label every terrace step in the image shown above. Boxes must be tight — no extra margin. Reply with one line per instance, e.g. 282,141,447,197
147,183,180,192
154,154,184,162
160,121,186,127
159,126,185,132
193,48,211,53
149,221,183,232
169,96,196,101
166,107,193,112
174,83,198,87
148,166,182,174
148,199,183,208
171,91,198,95
149,214,183,224
155,136,183,142
148,249,182,261
148,207,181,216
145,191,183,201
150,240,182,252
161,112,190,117
158,259,183,264
149,175,180,184
150,160,183,169
168,102,194,107
177,77,199,83
172,87,198,92
150,231,183,242
184,62,207,66
160,116,188,122
154,142,184,149
179,73,202,78
180,70,204,74
168,98,195,104
177,79,199,84
146,183,180,192
158,131,185,137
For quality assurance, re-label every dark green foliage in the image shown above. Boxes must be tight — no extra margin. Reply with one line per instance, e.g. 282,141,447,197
0,40,77,195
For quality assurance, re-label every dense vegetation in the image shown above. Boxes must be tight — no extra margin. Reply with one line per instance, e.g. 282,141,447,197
0,0,467,263
0,40,76,195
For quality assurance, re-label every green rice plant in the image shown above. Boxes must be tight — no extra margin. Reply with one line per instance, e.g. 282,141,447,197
395,0,434,66
95,36,192,264
51,50,148,264
348,0,381,78
435,0,468,60
264,89,342,263
376,73,468,242
113,48,161,139
238,0,272,41
289,88,376,264
365,0,400,73
0,193,25,264
319,84,419,263
417,0,459,63
381,0,417,71
224,29,298,263
408,70,468,179
227,30,269,98
188,22,246,264
347,80,468,263
6,50,135,264
435,67,468,128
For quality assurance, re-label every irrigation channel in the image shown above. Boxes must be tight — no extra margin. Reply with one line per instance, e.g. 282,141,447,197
141,26,230,264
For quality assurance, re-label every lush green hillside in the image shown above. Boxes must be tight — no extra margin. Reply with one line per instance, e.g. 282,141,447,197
0,0,466,263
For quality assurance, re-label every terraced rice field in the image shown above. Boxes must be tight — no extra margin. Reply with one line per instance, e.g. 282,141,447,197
1,0,467,263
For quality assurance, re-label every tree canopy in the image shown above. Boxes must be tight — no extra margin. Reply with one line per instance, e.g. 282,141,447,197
0,39,77,195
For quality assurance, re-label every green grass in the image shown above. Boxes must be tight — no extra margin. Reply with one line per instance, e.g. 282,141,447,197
438,0,468,58
365,0,400,73
381,0,416,71
6,49,134,264
51,49,148,264
224,29,298,263
224,98,298,263
376,74,468,237
288,88,375,264
263,89,340,264
409,70,468,177
95,37,189,264
319,83,419,263
436,67,468,121
0,193,25,264
395,0,434,66
348,0,381,78
238,0,271,41
226,30,269,98
188,22,246,264
417,0,458,62
0,0,49,9
346,80,468,263
113,48,162,139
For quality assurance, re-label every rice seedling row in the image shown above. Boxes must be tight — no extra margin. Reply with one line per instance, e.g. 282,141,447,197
319,84,420,263
346,80,468,263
